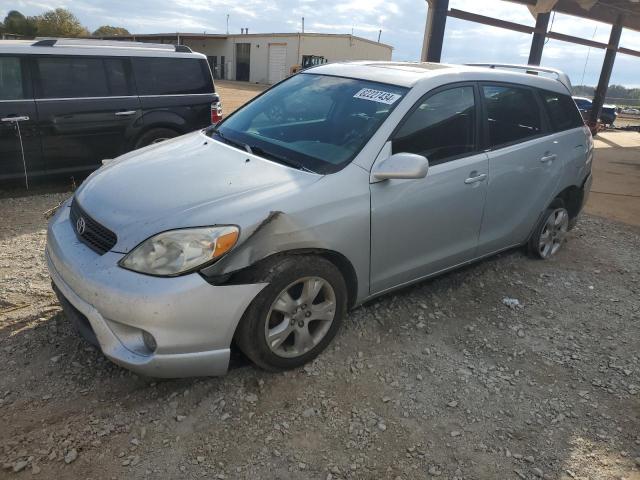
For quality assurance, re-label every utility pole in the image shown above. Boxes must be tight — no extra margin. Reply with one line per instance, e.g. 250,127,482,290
226,14,229,34
377,29,382,42
302,17,305,33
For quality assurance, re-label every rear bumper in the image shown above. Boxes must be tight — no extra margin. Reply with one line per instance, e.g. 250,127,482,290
46,201,266,378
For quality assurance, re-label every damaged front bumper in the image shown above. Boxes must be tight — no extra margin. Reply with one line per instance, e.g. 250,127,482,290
46,203,266,378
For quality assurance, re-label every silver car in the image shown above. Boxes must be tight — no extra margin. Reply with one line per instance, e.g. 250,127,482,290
46,62,593,377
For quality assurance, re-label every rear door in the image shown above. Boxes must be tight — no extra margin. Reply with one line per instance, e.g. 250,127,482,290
476,83,564,255
0,55,42,186
34,55,141,176
131,56,216,133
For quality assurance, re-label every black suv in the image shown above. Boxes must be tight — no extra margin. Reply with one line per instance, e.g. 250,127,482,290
0,39,221,187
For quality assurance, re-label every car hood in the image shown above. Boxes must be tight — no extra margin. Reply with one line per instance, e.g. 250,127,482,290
74,131,322,252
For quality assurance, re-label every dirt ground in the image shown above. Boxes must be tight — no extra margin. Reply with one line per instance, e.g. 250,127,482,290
216,80,267,115
1,82,639,480
587,130,640,227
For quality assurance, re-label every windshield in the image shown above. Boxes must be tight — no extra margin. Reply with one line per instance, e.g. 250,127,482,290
209,73,408,173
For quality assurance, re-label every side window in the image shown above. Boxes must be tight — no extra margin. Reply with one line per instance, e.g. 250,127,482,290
104,58,133,96
132,58,213,95
482,85,542,148
393,86,476,165
541,90,585,131
37,57,109,98
0,56,25,100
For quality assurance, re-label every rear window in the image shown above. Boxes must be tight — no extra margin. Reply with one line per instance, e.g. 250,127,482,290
0,56,24,100
482,85,542,148
37,57,109,98
132,58,213,95
35,57,133,98
541,91,585,131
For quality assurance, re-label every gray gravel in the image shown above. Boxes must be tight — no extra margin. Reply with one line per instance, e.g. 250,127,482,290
1,192,639,479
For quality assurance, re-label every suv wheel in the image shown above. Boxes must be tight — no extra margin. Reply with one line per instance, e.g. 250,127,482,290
134,128,179,149
529,202,570,259
235,255,347,371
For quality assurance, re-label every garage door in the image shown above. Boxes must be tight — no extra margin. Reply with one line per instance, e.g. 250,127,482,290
268,44,287,85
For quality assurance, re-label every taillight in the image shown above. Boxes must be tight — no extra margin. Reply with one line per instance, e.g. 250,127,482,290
211,100,223,124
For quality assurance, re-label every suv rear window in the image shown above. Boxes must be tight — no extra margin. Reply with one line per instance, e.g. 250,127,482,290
0,56,24,100
540,90,585,131
35,57,133,98
132,58,213,95
37,57,110,98
482,85,542,148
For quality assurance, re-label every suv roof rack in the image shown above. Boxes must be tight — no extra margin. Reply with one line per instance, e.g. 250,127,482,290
465,63,572,91
32,38,192,53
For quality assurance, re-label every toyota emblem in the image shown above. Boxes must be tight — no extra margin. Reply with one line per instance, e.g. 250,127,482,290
76,216,86,235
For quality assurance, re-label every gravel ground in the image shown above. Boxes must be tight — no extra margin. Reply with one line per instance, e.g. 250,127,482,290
1,192,639,480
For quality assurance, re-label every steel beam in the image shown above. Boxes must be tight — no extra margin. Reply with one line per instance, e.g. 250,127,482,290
528,12,550,66
422,0,449,62
589,15,623,126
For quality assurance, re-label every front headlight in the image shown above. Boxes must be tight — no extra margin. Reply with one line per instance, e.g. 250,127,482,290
119,226,239,276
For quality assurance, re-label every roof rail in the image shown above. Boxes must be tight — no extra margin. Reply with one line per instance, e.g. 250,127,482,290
465,63,572,91
31,38,192,53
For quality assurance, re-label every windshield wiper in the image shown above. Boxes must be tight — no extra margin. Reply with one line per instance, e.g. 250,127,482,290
211,129,316,173
212,129,252,153
247,145,317,174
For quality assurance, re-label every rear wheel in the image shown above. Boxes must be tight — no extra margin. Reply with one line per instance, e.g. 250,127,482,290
134,128,179,149
529,203,570,259
235,255,347,371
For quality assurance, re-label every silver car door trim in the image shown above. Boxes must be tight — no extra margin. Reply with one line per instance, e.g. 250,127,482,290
114,111,137,116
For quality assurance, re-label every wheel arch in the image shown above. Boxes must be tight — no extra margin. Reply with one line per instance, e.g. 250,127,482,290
205,248,359,310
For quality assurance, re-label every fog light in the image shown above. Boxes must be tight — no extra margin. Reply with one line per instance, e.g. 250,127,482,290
142,331,157,353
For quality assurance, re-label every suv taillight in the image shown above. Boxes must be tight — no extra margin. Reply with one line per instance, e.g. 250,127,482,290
211,100,223,124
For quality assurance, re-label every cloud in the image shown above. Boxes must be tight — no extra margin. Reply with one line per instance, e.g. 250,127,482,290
1,0,638,86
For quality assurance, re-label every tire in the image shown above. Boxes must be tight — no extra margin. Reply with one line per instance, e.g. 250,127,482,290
235,255,347,372
528,200,570,260
134,128,179,149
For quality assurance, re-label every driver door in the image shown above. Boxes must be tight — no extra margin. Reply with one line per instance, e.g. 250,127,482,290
369,83,489,294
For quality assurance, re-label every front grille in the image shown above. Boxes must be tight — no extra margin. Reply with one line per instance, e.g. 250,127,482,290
69,198,117,255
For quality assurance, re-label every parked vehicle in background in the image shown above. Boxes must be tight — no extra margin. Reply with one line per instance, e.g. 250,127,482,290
0,39,220,186
47,61,593,378
572,96,617,126
621,107,640,115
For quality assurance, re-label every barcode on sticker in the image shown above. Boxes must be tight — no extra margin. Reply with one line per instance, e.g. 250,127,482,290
353,88,401,105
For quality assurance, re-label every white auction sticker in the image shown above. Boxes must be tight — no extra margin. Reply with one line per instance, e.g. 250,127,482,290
353,88,401,105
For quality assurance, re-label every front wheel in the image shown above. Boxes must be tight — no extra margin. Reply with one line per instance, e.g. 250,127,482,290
528,204,570,259
134,128,179,149
235,255,347,371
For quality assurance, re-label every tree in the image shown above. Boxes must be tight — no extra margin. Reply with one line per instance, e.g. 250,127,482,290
3,10,38,36
92,25,130,37
35,8,89,37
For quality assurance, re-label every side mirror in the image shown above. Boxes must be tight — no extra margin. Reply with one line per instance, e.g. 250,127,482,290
372,152,429,181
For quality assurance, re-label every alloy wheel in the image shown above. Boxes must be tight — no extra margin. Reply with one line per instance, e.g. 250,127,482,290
538,207,569,258
264,276,336,358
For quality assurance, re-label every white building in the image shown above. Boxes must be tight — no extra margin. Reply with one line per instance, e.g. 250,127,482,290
103,32,393,85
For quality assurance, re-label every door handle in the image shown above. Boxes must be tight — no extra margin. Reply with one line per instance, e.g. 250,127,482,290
1,116,30,122
464,173,487,184
540,153,557,163
115,110,137,116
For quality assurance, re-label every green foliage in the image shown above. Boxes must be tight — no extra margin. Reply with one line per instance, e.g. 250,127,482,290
92,25,131,37
573,84,640,102
3,10,38,36
35,8,90,37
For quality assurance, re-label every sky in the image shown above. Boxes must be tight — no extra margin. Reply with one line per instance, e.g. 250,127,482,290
2,0,639,87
